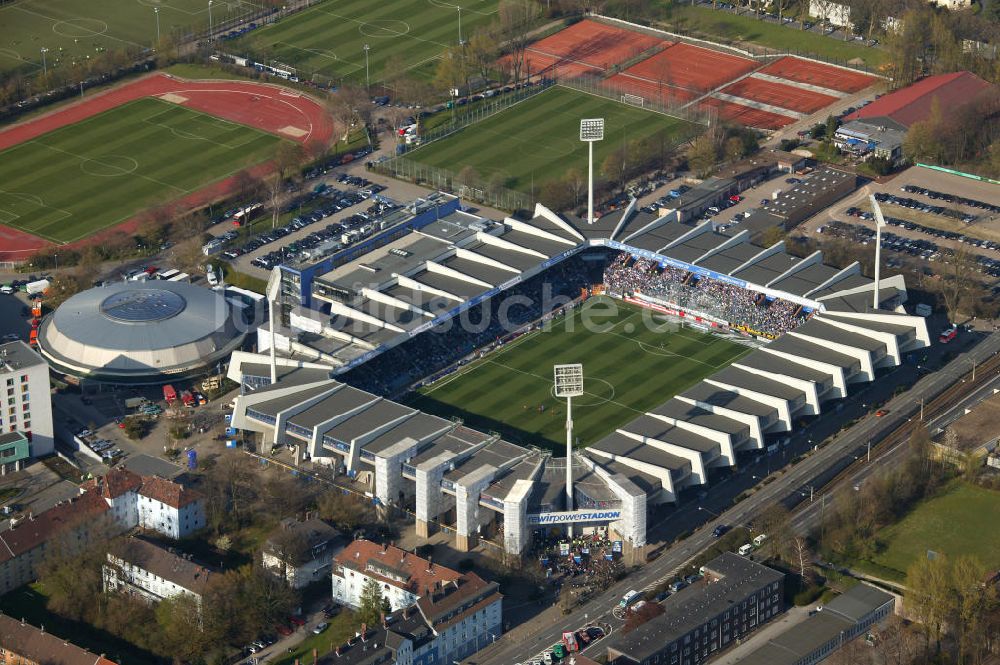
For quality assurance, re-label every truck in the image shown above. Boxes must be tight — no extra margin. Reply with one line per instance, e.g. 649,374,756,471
31,301,42,318
25,279,50,296
206,265,219,287
180,390,196,408
163,384,178,404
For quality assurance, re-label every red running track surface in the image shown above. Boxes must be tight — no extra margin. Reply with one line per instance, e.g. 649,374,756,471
721,77,838,114
622,43,757,94
759,57,878,94
702,97,796,130
0,73,334,261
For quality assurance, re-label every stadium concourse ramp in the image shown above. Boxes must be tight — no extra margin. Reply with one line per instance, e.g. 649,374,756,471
230,189,930,557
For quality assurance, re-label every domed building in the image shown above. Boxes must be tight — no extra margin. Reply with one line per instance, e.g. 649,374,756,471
38,281,246,383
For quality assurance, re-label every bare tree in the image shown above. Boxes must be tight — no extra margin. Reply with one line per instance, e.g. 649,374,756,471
268,142,305,229
791,536,814,582
499,0,540,85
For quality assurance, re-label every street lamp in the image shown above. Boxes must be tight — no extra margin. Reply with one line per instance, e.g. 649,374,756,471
363,43,370,91
580,118,604,225
154,7,160,45
40,47,48,77
208,0,214,40
554,363,584,538
457,6,463,45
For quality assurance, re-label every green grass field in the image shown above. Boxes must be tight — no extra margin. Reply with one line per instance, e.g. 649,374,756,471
868,481,1000,578
670,6,887,68
408,296,748,451
0,0,261,78
229,0,498,83
408,86,701,195
0,97,282,243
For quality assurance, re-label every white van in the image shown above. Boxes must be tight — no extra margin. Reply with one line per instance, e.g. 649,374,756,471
753,534,768,548
738,544,753,556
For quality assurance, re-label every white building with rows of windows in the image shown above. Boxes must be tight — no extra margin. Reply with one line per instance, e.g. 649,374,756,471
0,341,54,472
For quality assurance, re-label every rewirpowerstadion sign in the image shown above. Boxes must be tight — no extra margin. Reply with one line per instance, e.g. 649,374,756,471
528,510,622,525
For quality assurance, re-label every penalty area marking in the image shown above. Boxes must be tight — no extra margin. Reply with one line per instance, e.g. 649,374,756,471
358,19,411,38
159,92,189,104
52,18,109,38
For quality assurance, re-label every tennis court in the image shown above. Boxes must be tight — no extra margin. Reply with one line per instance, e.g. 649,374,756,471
720,77,838,114
702,97,796,130
622,43,757,95
759,56,878,93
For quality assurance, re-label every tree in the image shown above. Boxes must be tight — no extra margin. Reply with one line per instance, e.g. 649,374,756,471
456,165,481,189
155,594,209,662
434,45,471,96
754,504,792,561
937,245,977,322
359,577,386,626
318,489,374,530
468,26,499,84
791,537,814,583
498,0,540,84
688,133,720,177
268,142,305,229
905,555,954,652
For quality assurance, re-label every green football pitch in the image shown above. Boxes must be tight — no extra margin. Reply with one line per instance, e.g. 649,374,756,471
408,296,748,451
229,0,498,82
0,0,262,78
0,97,281,243
407,86,702,195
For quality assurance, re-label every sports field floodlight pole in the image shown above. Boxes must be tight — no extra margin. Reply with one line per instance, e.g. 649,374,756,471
208,0,214,41
457,6,463,45
580,119,604,225
40,48,48,77
554,364,584,537
266,267,282,385
870,193,886,311
363,44,370,91
154,7,160,46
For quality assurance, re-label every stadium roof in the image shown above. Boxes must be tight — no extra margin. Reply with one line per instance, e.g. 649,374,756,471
38,281,245,383
844,71,993,128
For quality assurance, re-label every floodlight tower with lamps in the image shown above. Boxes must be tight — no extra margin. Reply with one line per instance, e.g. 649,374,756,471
457,6,463,45
40,47,48,77
266,267,282,385
363,44,370,91
208,0,214,41
580,119,604,225
154,7,160,46
554,364,584,537
870,193,886,311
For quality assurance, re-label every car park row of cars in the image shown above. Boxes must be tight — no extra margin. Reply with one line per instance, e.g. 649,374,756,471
901,184,1000,216
846,206,1000,254
638,184,693,215
873,192,977,224
75,428,125,462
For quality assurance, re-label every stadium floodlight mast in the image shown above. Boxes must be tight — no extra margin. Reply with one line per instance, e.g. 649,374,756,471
40,48,48,77
363,44,370,91
580,118,604,225
870,193,886,310
208,0,214,41
154,7,160,46
266,267,282,385
457,6,463,45
554,363,584,537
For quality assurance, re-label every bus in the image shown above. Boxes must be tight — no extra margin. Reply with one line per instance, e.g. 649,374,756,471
619,590,641,608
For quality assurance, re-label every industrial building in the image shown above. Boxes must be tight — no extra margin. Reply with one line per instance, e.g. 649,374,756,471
227,194,930,556
734,584,895,665
740,167,856,236
37,281,246,384
605,552,785,665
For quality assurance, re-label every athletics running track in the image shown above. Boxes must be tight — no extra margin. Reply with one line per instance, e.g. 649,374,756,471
0,73,334,261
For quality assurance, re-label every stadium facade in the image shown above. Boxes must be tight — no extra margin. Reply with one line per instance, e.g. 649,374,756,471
228,186,930,557
38,281,246,383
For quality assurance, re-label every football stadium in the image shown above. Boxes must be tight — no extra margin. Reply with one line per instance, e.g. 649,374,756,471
227,191,930,557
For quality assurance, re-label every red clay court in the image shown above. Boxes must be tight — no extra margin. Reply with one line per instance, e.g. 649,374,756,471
720,77,838,115
517,19,666,78
623,44,757,94
604,72,697,107
759,57,878,93
0,73,333,261
702,98,796,130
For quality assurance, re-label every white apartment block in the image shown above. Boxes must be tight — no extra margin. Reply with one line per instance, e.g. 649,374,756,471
0,341,54,467
85,468,206,539
104,537,212,606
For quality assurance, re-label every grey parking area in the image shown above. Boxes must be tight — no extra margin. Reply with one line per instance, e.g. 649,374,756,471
122,453,183,479
0,293,32,343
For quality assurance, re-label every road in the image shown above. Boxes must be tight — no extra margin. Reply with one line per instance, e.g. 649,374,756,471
467,332,1000,665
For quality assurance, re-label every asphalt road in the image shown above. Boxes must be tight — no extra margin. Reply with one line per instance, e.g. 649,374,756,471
468,331,1000,665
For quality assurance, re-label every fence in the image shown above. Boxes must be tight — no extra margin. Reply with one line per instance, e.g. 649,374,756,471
371,157,534,212
560,73,715,127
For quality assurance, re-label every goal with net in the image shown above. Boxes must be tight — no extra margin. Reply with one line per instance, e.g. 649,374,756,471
621,93,645,108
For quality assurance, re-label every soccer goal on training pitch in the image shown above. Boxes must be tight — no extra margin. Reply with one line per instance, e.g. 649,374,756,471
621,93,645,108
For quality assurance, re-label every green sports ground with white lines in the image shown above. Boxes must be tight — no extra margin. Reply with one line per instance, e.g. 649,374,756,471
0,97,281,243
229,0,499,82
407,296,749,452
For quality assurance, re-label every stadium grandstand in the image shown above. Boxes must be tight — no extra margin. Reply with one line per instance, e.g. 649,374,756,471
228,186,930,559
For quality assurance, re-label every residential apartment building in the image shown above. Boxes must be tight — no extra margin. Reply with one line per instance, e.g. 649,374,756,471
332,540,461,612
104,537,213,606
0,341,53,465
262,517,342,588
606,553,785,665
0,613,118,665
0,469,203,594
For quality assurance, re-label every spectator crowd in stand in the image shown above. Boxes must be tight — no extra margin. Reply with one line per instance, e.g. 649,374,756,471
602,253,811,339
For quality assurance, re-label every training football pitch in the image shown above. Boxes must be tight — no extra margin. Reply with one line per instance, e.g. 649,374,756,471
230,0,498,82
0,0,261,78
407,87,702,195
408,296,748,451
0,97,281,243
